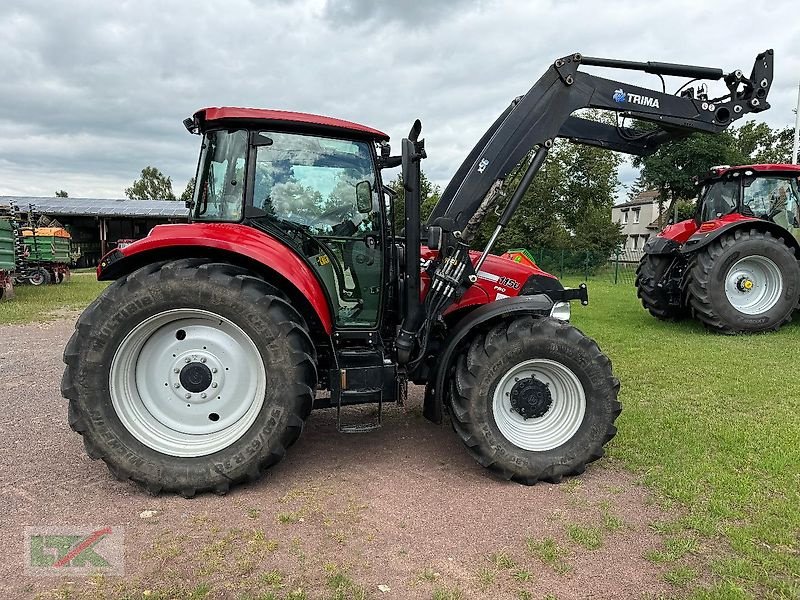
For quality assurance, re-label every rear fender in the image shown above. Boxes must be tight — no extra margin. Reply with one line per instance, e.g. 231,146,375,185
97,223,334,334
422,295,554,424
680,217,800,255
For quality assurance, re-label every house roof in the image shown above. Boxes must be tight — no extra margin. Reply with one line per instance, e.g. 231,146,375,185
613,189,662,209
0,197,190,219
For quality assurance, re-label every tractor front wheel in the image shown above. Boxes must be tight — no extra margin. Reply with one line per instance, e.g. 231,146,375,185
62,259,317,496
688,229,799,333
451,317,620,484
635,254,685,320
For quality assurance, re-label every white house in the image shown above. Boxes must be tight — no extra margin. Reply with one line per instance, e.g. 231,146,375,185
611,190,665,251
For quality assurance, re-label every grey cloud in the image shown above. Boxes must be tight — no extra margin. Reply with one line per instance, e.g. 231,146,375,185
322,0,482,26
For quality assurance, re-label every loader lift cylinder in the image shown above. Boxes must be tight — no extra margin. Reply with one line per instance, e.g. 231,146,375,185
581,56,724,80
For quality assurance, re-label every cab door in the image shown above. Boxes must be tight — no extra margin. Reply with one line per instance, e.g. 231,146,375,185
249,131,384,328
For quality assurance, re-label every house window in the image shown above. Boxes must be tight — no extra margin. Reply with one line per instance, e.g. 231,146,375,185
622,210,628,224
632,235,638,249
633,209,640,224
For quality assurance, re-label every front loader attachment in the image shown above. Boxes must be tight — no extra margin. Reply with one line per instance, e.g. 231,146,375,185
429,50,773,235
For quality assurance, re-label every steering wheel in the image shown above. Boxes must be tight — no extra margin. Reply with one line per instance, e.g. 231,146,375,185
319,204,354,223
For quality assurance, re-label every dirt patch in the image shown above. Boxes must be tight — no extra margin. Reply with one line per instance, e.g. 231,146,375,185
0,318,680,599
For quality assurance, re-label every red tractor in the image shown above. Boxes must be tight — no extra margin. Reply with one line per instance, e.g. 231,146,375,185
637,163,800,333
63,51,773,496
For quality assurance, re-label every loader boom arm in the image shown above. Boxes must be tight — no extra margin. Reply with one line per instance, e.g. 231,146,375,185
428,50,774,235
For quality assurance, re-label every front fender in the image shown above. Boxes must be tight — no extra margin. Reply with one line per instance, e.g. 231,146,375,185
97,223,335,334
422,294,555,424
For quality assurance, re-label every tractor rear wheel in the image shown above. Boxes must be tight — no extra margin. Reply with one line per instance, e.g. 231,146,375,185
62,259,317,496
451,317,620,484
635,254,685,320
688,229,799,333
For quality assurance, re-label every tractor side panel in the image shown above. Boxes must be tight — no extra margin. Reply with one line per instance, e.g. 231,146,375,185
654,218,699,246
98,223,334,333
420,247,558,312
680,214,768,254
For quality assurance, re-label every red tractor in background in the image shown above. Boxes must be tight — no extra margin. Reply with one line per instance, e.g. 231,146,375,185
637,163,800,333
63,50,773,496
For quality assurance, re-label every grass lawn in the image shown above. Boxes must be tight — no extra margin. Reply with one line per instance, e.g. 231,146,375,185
0,272,109,325
565,277,800,599
2,270,797,598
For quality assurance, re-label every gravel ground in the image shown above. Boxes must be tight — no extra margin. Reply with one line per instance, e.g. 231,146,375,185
0,315,677,599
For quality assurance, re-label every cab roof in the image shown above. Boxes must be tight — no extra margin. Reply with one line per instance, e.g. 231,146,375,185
702,163,800,181
191,107,389,142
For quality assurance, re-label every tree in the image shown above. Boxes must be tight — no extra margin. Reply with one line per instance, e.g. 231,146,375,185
632,131,746,201
385,171,441,231
55,190,68,197
732,121,794,164
633,120,794,202
125,167,177,200
468,131,623,259
180,177,196,202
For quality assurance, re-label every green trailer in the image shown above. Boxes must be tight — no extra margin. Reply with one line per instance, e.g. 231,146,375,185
0,216,15,299
19,226,73,285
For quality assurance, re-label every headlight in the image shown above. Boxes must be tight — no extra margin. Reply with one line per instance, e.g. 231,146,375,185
549,301,571,321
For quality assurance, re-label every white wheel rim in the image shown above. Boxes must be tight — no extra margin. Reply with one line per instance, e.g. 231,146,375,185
492,358,586,452
110,309,266,457
724,255,783,315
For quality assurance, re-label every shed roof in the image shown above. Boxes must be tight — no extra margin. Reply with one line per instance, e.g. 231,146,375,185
0,197,190,219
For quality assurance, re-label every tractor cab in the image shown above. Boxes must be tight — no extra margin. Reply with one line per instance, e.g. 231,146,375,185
697,165,800,228
186,108,391,329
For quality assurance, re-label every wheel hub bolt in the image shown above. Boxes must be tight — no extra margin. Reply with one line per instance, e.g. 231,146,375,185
212,368,218,373
173,368,179,373
174,383,180,388
200,393,207,399
211,382,218,388
185,393,192,399
200,357,207,363
185,357,191,363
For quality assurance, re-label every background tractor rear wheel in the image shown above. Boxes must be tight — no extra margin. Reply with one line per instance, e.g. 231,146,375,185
635,254,685,320
62,259,317,496
28,267,50,286
688,229,799,333
451,317,620,485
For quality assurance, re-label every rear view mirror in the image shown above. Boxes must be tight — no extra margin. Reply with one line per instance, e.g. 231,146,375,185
355,180,372,214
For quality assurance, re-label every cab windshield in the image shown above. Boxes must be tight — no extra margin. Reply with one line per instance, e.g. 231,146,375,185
742,175,800,229
250,132,376,235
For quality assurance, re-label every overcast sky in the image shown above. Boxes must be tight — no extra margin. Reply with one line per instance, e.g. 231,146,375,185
1,0,798,200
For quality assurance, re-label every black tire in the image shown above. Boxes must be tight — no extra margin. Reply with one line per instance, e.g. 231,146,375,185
451,316,621,485
635,254,685,320
28,267,50,286
62,259,317,496
688,229,799,333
